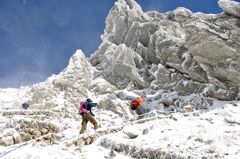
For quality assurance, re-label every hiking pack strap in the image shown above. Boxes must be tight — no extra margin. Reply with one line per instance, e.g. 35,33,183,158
79,100,90,115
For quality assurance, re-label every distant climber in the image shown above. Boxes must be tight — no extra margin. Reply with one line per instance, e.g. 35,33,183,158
22,102,29,110
130,97,146,119
79,98,98,134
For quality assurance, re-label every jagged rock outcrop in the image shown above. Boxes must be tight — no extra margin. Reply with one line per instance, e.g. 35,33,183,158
0,129,21,146
3,0,237,117
218,0,240,18
1,0,238,119
29,50,92,109
91,43,146,89
0,120,59,146
90,0,240,101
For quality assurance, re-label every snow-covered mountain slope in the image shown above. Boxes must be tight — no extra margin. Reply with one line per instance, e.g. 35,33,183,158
0,87,31,109
1,0,240,158
100,104,240,159
1,101,240,159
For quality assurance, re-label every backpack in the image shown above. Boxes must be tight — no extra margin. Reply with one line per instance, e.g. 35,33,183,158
22,103,29,109
130,101,137,110
79,100,90,115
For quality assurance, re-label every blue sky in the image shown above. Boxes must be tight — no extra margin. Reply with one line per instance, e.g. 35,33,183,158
0,0,225,88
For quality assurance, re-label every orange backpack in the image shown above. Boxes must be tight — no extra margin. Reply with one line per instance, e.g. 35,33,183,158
130,98,144,110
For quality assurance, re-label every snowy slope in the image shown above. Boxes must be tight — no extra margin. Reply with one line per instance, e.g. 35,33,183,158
100,104,240,159
1,99,240,159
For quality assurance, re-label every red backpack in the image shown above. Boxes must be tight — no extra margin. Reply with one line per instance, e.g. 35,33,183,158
130,101,137,110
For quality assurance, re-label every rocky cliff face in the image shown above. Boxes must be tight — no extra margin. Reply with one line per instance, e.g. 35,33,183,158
90,0,240,101
3,0,240,113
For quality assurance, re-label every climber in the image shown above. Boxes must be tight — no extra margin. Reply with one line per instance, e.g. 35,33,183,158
130,97,145,119
79,98,98,134
22,102,29,110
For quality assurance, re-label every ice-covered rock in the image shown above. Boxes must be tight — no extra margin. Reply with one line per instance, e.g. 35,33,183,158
91,43,145,89
182,105,193,112
91,0,240,102
123,127,139,139
1,136,14,146
218,0,240,18
0,128,21,145
29,50,92,109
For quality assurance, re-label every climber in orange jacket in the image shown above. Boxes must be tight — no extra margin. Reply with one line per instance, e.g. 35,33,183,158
130,98,144,110
130,97,145,119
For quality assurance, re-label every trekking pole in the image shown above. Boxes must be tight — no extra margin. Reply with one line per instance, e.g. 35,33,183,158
97,108,101,128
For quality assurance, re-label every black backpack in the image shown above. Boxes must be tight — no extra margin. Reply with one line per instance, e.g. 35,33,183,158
22,103,29,109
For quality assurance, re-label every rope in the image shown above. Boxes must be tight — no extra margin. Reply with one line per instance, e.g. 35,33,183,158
113,109,172,128
135,109,174,118
0,133,55,158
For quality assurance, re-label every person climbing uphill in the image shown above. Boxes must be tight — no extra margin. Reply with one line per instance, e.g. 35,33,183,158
130,97,145,119
79,98,98,134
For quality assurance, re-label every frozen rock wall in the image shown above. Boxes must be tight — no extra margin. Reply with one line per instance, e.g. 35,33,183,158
90,0,240,101
29,50,92,109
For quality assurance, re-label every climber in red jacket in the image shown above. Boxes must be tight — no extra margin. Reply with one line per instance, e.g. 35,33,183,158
130,97,145,119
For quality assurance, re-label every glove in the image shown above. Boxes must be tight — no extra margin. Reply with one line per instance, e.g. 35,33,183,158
90,112,95,116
